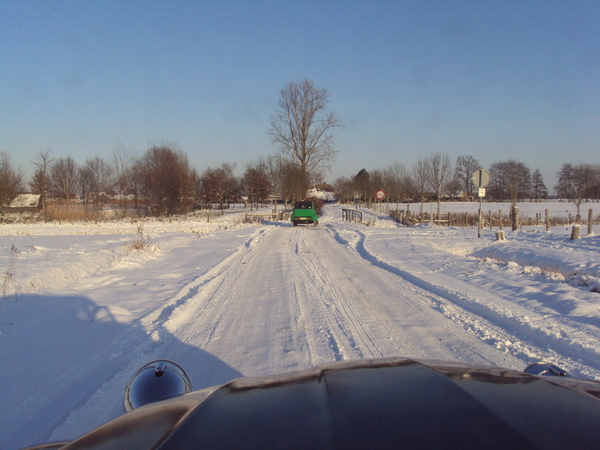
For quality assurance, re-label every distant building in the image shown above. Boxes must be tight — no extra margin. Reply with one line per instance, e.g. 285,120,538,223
7,194,42,213
307,184,336,202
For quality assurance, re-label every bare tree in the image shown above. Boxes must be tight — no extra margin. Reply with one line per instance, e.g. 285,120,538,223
412,157,428,203
51,157,79,203
454,155,480,200
0,152,24,211
280,161,308,204
78,163,94,208
383,161,414,204
332,176,353,204
489,160,531,206
139,145,194,216
265,155,308,204
80,156,113,211
369,169,385,201
113,144,143,214
267,79,341,194
29,149,53,215
424,152,453,218
555,163,595,220
200,163,239,210
243,158,272,209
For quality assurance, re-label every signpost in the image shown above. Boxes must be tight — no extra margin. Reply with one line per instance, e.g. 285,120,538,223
375,190,386,214
472,169,490,238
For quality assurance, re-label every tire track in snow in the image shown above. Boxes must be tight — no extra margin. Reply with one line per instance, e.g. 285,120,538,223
286,225,520,368
344,227,600,378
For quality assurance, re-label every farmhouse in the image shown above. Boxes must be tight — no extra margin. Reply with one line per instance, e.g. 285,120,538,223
307,183,336,202
7,194,42,213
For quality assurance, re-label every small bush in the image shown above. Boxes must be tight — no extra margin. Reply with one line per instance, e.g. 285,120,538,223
305,197,325,215
2,245,19,300
129,222,151,251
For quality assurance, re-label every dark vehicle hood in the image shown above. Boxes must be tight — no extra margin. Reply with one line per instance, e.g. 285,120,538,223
26,357,600,450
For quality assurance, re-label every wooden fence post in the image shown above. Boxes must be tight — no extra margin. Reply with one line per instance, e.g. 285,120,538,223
498,210,503,230
545,209,550,232
571,224,581,240
512,206,519,231
588,209,594,235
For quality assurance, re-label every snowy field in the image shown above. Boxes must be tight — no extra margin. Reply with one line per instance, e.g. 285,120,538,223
1,202,600,449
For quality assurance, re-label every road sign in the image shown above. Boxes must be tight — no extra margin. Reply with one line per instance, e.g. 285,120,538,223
472,169,490,239
472,169,490,188
375,189,386,200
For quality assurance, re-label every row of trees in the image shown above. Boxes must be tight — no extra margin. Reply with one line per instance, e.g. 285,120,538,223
19,146,318,216
1,79,340,217
3,147,599,219
1,79,599,218
334,156,600,218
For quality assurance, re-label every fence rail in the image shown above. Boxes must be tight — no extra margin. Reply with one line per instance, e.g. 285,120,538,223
245,210,291,222
389,207,598,232
342,209,363,223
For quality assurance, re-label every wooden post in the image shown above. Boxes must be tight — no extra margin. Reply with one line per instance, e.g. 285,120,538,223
512,206,519,231
545,209,550,232
489,210,493,230
498,210,503,230
571,224,581,240
588,209,594,235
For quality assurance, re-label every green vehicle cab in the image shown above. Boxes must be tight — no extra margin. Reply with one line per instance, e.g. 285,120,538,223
291,201,319,227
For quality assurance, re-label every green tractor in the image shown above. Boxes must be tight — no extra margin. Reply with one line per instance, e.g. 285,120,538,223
291,201,319,227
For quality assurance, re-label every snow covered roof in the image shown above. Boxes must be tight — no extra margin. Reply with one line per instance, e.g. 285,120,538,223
8,194,41,208
307,183,336,201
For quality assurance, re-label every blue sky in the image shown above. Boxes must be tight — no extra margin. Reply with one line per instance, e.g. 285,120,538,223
1,0,598,188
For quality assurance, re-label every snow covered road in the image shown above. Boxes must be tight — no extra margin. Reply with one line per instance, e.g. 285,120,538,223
2,203,600,449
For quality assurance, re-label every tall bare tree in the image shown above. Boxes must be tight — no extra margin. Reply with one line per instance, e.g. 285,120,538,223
555,163,595,220
0,151,24,211
112,144,143,213
200,163,239,209
412,157,428,203
454,155,480,200
424,152,453,218
267,79,341,195
80,156,113,210
243,158,272,209
383,161,414,203
29,149,53,214
265,155,307,204
488,160,531,206
51,156,79,203
332,176,353,204
139,145,194,216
